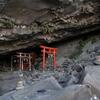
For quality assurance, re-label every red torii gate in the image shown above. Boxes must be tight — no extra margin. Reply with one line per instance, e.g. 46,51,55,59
40,45,57,70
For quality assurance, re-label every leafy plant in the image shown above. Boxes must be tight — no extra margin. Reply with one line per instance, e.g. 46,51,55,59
42,23,54,34
0,18,15,29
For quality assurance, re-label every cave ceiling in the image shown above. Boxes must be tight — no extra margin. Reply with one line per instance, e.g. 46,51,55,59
0,0,100,54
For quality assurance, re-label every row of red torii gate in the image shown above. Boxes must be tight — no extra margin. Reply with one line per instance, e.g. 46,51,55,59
11,45,57,71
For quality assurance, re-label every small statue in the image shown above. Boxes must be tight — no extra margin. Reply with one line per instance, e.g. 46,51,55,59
16,72,25,90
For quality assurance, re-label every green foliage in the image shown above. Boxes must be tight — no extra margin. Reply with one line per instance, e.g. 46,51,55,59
79,36,98,49
42,23,54,34
79,40,86,49
0,18,15,29
69,36,98,59
91,37,97,43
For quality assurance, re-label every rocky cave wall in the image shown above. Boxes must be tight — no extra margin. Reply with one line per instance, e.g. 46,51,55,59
0,0,100,70
0,0,99,54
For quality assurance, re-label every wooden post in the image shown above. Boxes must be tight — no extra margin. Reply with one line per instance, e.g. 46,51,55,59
29,54,32,71
53,49,56,69
19,53,22,71
42,48,46,71
11,56,13,71
22,57,24,71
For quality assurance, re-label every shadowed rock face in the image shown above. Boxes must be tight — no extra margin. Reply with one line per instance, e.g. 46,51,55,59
0,0,100,54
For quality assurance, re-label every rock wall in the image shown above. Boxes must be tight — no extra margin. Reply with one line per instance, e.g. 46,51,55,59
0,0,100,54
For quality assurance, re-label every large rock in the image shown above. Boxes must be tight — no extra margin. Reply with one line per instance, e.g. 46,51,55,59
0,72,19,95
83,65,100,98
0,76,92,100
31,76,62,91
0,84,92,100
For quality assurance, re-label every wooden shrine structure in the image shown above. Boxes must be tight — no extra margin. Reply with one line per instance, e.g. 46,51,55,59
11,52,32,71
11,45,57,71
40,45,57,70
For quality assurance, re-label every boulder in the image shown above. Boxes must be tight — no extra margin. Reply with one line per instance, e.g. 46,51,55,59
0,72,19,95
0,84,92,100
83,65,100,98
